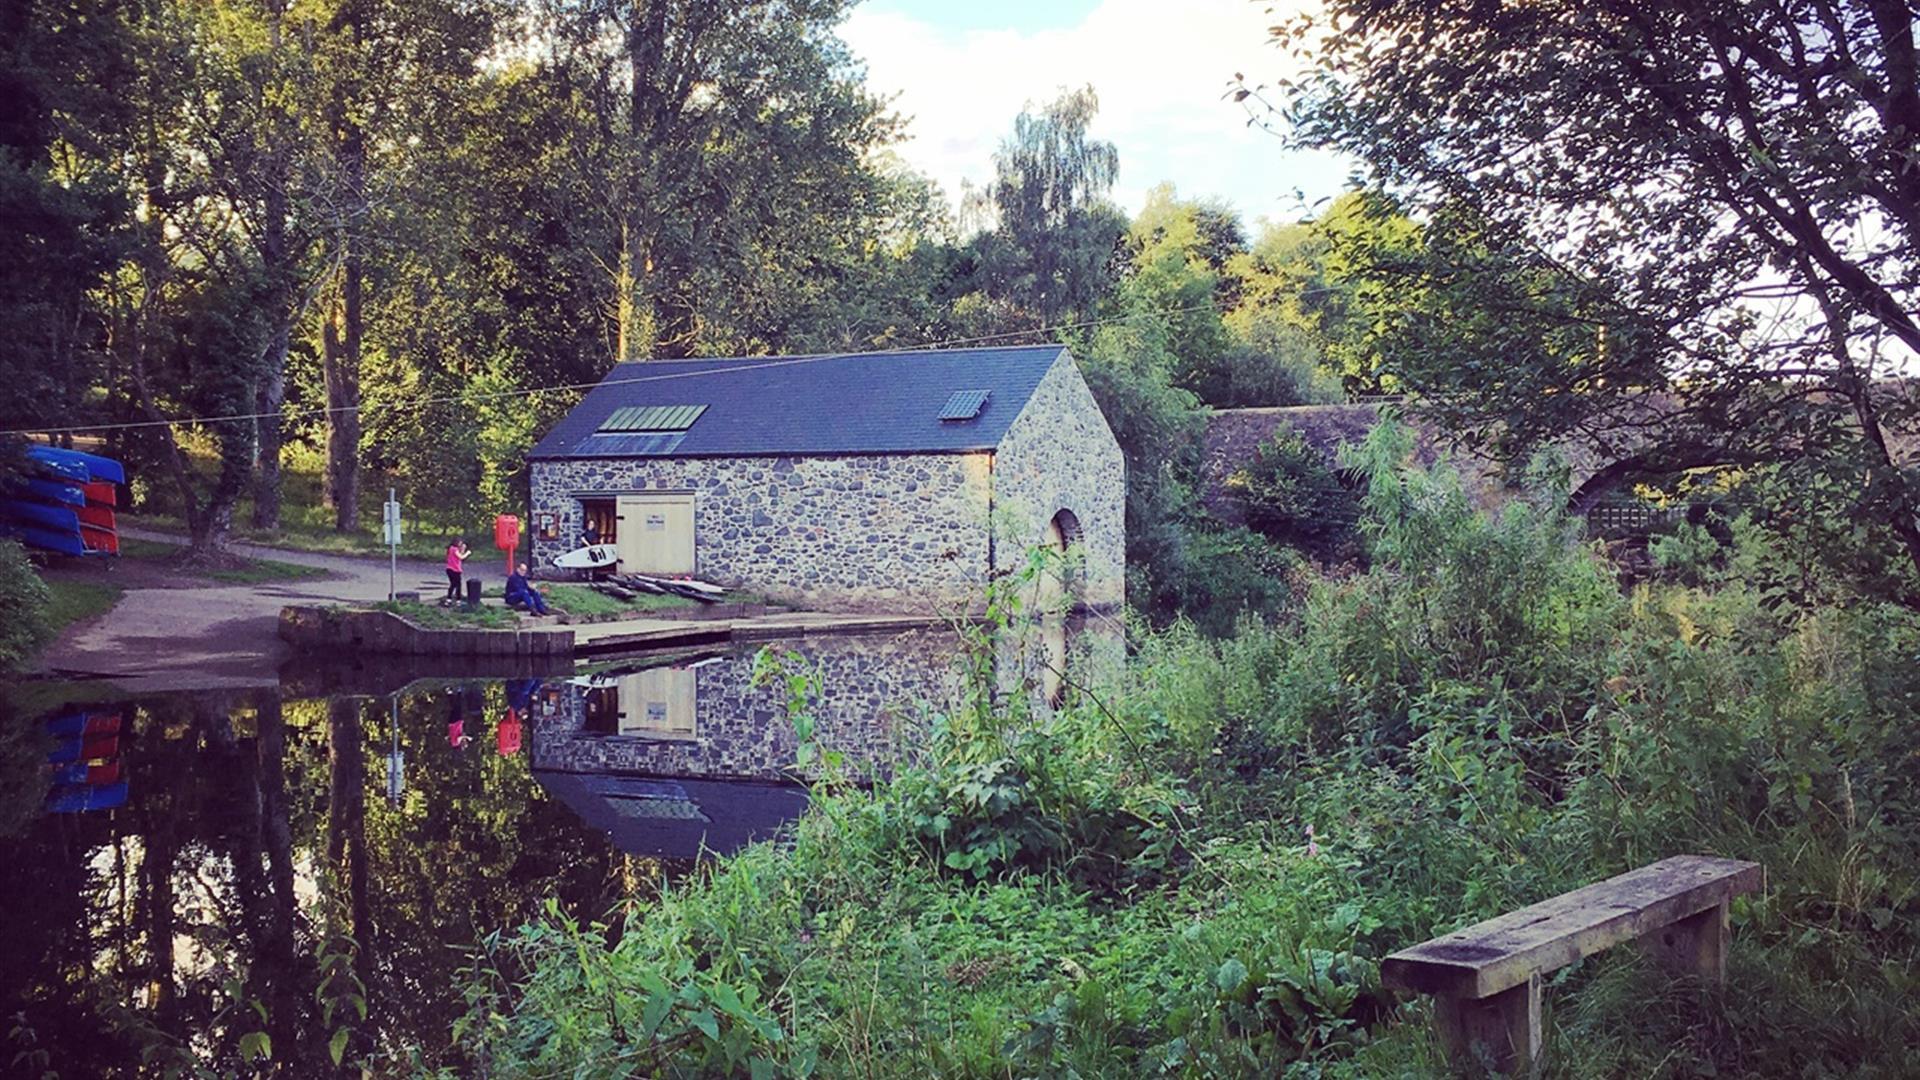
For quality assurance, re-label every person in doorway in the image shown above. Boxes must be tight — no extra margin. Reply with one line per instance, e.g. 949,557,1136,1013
581,518,601,548
445,537,471,601
504,562,551,616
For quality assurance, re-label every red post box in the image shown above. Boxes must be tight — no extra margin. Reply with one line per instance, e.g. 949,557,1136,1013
494,514,521,576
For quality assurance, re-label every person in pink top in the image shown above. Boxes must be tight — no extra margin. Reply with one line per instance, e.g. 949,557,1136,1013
445,537,471,601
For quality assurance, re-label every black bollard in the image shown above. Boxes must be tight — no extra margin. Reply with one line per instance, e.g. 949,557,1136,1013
465,578,483,608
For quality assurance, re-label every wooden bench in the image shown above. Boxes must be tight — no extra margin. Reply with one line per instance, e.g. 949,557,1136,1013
1381,855,1763,1074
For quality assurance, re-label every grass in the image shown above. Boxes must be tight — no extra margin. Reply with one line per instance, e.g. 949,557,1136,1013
123,449,486,562
123,509,451,562
42,578,123,639
115,537,183,560
112,533,327,584
543,583,698,617
373,599,522,630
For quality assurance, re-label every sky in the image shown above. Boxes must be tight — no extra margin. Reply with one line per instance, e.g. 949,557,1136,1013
838,0,1354,232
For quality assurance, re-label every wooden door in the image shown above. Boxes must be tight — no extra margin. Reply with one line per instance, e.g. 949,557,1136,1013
615,493,695,574
616,668,697,739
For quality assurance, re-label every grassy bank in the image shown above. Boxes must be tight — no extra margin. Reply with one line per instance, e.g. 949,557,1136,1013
374,599,522,630
121,447,499,563
41,579,123,639
122,509,451,563
542,583,697,617
441,436,1920,1079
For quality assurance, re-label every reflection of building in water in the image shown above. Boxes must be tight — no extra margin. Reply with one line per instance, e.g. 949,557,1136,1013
528,623,1124,857
533,630,968,780
532,773,808,860
533,623,1125,783
590,668,697,739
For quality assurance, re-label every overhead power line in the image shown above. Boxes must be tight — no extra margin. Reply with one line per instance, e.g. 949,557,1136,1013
6,295,1318,439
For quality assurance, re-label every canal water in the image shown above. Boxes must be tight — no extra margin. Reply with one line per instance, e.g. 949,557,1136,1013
0,624,1118,1074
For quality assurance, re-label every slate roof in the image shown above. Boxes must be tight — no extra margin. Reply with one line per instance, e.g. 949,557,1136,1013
529,344,1067,460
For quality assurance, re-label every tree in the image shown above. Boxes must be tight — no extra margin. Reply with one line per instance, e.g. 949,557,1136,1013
1265,0,1920,602
535,0,898,362
968,86,1127,330
1224,193,1419,396
307,0,498,532
96,0,291,557
0,0,128,437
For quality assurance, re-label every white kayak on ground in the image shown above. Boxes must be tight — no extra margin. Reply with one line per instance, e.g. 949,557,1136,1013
553,543,619,569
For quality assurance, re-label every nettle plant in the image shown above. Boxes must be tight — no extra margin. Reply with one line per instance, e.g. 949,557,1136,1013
775,542,1192,888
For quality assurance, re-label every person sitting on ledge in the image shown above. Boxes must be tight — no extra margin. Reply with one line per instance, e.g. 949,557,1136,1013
504,562,551,616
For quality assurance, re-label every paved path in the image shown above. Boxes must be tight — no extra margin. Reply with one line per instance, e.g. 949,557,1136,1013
35,528,949,690
36,528,450,691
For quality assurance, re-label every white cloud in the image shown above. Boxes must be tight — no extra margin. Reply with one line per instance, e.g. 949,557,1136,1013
839,0,1352,229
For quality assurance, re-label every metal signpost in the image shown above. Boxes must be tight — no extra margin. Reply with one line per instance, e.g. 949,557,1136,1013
386,696,405,805
383,489,403,601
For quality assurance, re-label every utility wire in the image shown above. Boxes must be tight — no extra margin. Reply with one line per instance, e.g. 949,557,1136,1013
6,295,1331,439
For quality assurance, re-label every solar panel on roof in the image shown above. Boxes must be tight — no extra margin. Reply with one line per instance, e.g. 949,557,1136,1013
599,404,707,433
939,389,990,421
577,432,690,456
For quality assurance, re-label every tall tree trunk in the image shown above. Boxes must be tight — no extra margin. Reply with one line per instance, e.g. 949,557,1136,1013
251,10,295,531
322,4,366,527
322,256,362,530
614,0,669,363
251,313,289,530
326,697,373,1059
140,799,177,1026
614,217,654,362
255,695,302,1065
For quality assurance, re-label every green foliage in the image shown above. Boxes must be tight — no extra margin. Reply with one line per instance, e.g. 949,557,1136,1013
0,541,54,673
1273,0,1920,602
1150,527,1308,638
1226,429,1362,561
453,430,1920,1077
965,86,1126,329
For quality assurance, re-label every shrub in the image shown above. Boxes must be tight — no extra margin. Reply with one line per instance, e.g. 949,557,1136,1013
1225,428,1363,561
0,539,52,672
453,433,1920,1078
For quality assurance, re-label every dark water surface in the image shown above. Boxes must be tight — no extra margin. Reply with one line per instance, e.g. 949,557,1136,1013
0,628,998,1075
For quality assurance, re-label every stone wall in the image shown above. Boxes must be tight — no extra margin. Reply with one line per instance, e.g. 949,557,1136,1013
278,604,573,657
990,352,1128,609
528,621,1125,782
1201,405,1508,525
530,452,994,613
529,630,967,780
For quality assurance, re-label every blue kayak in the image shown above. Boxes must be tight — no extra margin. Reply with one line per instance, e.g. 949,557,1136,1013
9,478,87,506
45,780,129,813
27,445,125,485
0,520,89,556
46,711,119,738
0,499,81,532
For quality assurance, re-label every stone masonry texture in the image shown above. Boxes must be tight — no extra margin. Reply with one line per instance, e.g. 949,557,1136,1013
992,351,1127,609
529,350,1125,614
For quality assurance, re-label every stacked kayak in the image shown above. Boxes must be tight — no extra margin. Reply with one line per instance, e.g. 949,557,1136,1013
2,445,124,556
44,709,129,813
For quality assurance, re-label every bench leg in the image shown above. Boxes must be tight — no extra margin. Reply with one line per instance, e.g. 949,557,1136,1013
1433,972,1541,1076
1640,899,1729,984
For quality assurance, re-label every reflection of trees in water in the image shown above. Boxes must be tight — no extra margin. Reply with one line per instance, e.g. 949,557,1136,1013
0,684,650,1074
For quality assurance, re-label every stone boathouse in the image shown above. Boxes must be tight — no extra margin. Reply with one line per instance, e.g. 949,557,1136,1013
526,344,1124,614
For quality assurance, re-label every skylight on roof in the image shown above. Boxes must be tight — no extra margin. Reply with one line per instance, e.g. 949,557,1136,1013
939,389,990,422
599,404,708,433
